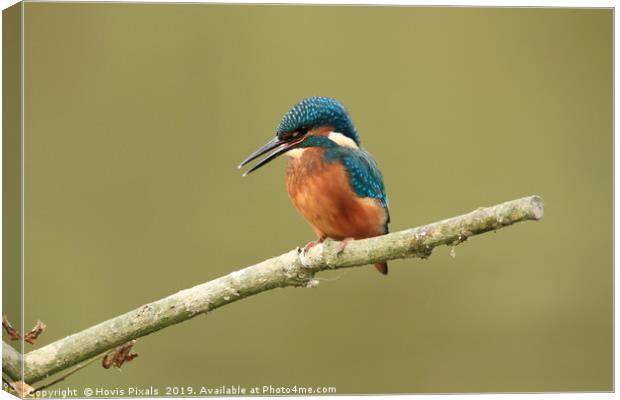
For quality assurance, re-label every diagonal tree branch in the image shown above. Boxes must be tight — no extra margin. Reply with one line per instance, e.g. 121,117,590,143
14,195,543,384
2,341,21,381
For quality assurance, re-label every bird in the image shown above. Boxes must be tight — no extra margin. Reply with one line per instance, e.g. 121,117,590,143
239,96,390,275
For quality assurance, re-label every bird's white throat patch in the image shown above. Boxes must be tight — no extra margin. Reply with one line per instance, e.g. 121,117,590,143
328,132,359,149
286,148,305,158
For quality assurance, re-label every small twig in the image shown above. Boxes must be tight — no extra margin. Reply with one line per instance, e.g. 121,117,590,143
33,356,100,394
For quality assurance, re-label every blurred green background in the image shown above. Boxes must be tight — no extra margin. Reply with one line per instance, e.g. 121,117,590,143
15,3,612,394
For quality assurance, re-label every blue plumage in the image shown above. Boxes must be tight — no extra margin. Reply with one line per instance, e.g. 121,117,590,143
340,150,389,211
277,96,360,144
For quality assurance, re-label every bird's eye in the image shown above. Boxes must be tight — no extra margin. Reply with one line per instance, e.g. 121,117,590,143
293,126,309,137
285,127,307,140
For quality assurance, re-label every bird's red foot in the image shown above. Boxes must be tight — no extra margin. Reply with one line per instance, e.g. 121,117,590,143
337,238,354,256
304,237,326,253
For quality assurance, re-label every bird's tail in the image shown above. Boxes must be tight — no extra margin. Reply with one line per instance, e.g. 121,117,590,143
374,262,388,275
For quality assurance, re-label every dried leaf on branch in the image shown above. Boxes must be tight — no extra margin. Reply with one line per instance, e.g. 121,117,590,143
102,340,139,369
24,321,47,345
2,316,20,341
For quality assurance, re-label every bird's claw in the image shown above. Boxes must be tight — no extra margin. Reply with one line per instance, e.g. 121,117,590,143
303,237,326,253
336,238,353,256
299,238,326,267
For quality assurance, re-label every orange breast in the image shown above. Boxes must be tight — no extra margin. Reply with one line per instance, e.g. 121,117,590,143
286,148,387,240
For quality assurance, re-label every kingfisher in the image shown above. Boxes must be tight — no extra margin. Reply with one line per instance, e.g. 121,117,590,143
239,96,390,275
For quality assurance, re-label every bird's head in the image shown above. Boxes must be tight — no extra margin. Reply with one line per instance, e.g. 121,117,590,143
239,96,359,175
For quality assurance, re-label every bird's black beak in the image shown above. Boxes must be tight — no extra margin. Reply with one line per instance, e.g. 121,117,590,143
238,136,303,176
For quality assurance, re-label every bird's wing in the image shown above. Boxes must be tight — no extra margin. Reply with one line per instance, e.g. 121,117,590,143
337,147,390,228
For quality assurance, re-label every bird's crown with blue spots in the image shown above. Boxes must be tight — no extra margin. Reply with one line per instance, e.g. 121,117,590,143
277,96,360,144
